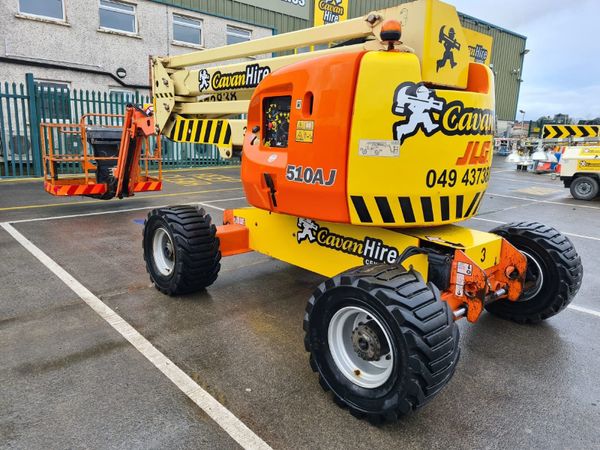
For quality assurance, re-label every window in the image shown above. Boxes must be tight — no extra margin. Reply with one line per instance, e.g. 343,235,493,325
263,96,291,148
173,14,203,46
19,0,64,20
99,0,136,34
109,89,135,103
226,25,251,45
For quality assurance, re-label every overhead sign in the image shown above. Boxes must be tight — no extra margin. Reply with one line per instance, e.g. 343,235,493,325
543,124,600,139
235,0,310,21
314,0,349,26
463,28,493,65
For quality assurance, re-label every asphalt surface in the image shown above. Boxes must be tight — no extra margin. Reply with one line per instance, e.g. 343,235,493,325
1,159,599,449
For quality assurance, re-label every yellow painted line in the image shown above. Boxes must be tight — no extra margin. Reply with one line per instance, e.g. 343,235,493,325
150,165,240,174
0,177,40,183
0,187,243,212
0,166,241,184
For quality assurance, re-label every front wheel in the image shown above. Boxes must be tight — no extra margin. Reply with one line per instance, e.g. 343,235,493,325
304,264,460,423
143,206,221,295
486,222,583,323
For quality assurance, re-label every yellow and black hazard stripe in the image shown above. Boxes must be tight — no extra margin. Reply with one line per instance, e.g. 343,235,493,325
349,192,484,225
171,117,232,146
154,92,174,98
542,125,600,139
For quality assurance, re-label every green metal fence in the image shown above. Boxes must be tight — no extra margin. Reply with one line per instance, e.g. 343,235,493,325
0,73,239,178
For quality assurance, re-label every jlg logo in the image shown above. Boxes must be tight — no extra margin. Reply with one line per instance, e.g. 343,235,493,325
456,141,491,166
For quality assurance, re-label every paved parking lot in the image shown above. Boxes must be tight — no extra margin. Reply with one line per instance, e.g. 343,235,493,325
1,159,599,449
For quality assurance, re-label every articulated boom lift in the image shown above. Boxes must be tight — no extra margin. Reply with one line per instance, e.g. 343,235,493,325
141,0,583,423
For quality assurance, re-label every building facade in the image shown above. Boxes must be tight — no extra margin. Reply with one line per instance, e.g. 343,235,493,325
0,0,525,119
0,0,273,95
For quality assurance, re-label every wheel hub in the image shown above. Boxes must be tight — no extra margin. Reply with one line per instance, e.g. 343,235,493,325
152,227,175,276
327,306,394,389
520,250,544,301
576,182,592,196
352,321,384,361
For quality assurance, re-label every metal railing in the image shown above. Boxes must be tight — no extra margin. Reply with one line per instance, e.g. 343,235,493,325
0,73,239,178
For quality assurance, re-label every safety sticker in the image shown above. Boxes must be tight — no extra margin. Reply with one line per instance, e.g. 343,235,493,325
296,120,314,143
457,262,472,275
358,140,400,157
455,272,465,298
233,216,246,226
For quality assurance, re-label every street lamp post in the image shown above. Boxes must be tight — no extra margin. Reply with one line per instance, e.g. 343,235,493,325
519,109,526,136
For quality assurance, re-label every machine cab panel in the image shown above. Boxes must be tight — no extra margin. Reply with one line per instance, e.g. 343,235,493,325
241,51,365,223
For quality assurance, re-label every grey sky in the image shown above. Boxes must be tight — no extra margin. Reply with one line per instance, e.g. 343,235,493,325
451,0,598,121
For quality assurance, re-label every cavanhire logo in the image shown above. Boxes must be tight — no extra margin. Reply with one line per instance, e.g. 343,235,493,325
296,218,400,264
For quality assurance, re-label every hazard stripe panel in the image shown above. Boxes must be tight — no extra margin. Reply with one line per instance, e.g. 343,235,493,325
45,180,162,196
172,117,233,146
133,181,162,192
542,124,600,139
350,192,485,226
154,92,174,99
44,181,108,197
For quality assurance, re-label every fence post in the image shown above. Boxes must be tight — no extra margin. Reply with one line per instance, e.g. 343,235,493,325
25,73,42,177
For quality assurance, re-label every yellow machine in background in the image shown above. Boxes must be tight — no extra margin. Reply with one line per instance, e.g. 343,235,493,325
142,0,583,424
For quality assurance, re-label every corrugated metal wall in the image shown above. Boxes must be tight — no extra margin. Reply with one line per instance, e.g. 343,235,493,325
150,0,526,121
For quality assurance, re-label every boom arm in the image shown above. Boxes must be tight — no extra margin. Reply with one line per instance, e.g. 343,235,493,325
150,0,475,158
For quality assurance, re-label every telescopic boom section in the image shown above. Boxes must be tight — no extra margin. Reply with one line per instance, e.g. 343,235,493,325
150,0,474,158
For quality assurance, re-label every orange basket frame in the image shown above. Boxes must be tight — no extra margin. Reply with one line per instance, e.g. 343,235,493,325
41,112,162,197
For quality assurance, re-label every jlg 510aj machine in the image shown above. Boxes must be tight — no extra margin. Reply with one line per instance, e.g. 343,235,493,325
143,0,583,423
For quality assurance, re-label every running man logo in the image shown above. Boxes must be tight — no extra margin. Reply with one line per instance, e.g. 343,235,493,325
391,82,495,145
314,0,348,26
437,25,461,71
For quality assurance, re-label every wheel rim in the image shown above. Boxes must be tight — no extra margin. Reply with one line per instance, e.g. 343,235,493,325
575,180,593,197
519,250,544,301
152,227,175,276
327,306,394,389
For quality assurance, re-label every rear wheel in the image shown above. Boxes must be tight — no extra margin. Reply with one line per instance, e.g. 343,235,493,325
486,222,582,323
143,206,221,295
570,176,599,200
304,264,460,423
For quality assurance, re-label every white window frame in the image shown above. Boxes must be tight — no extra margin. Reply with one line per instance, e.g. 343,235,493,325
172,13,204,48
226,25,252,45
109,88,136,100
99,0,137,35
18,0,66,22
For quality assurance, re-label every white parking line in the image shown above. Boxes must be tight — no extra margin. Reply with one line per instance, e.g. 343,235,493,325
1,222,272,450
568,304,600,319
8,197,247,224
203,197,247,204
471,217,600,242
490,176,560,187
487,192,600,211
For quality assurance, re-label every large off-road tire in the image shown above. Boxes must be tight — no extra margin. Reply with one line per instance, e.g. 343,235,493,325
143,205,221,295
304,264,460,424
570,176,599,200
486,222,583,323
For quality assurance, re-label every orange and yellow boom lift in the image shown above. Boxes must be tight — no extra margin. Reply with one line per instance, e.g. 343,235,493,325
58,0,581,422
